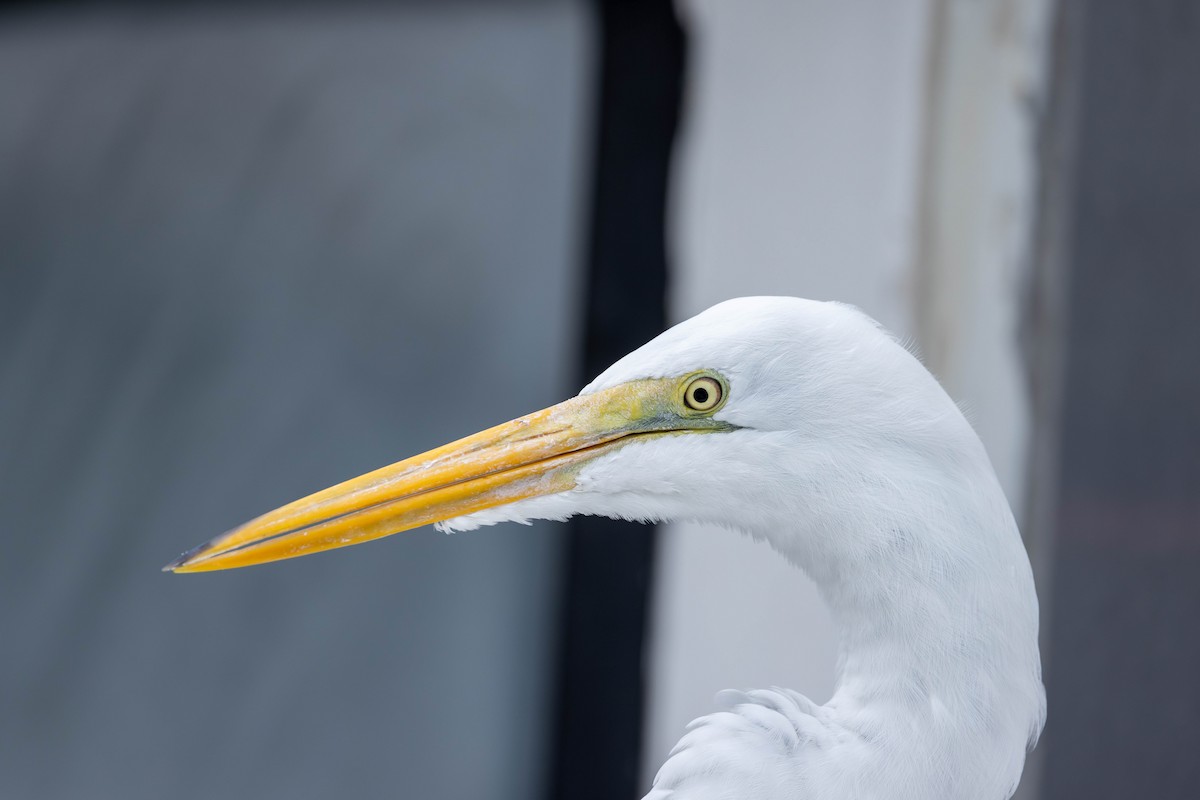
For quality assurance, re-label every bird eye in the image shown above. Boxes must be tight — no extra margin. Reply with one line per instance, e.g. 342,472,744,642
683,375,723,412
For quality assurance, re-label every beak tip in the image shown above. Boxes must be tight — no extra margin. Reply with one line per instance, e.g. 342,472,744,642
163,540,215,573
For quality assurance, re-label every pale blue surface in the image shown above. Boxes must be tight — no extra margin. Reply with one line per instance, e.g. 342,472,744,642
0,4,590,798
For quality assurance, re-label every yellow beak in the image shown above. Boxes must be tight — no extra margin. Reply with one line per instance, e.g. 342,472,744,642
164,376,729,573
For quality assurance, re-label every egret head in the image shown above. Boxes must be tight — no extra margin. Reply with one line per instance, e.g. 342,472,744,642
164,296,1045,800
164,297,976,574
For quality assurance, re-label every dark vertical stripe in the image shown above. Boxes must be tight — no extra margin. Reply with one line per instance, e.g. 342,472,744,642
549,2,686,799
1040,1,1200,797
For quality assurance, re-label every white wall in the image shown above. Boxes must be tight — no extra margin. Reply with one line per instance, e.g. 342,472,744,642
644,0,1052,794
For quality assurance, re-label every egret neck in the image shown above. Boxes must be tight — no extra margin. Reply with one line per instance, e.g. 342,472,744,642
756,419,1044,799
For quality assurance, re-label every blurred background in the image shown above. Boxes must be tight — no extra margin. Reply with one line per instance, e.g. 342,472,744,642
1,1,1197,798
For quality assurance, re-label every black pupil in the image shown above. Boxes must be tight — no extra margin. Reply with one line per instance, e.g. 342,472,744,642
692,386,710,405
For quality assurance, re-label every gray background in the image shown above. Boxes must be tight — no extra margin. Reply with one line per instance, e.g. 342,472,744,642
1041,1,1200,796
0,4,590,798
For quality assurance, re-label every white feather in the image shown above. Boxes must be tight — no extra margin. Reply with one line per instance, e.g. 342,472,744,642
443,297,1045,800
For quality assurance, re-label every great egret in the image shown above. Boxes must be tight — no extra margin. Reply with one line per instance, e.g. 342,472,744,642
167,296,1045,800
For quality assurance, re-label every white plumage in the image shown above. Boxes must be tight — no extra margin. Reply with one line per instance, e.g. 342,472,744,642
444,297,1046,800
